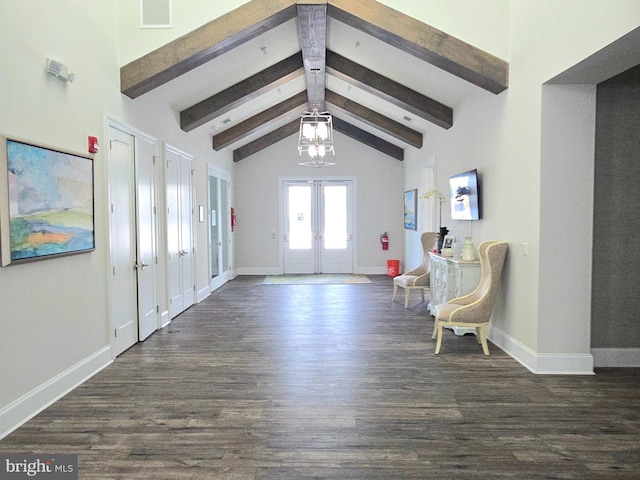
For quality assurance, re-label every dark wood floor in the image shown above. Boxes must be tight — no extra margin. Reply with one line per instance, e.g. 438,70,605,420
2,275,640,479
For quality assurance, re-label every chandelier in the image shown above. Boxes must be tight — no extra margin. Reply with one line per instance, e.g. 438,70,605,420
297,106,335,167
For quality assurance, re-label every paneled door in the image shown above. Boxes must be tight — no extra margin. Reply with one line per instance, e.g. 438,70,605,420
166,145,195,319
283,180,353,274
134,137,158,341
108,125,158,356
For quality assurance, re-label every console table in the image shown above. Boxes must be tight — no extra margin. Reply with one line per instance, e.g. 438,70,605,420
428,252,481,335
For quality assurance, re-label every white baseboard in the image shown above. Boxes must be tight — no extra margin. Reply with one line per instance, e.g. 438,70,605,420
0,346,112,440
489,326,594,375
196,285,210,303
236,267,281,275
592,348,640,367
355,267,388,275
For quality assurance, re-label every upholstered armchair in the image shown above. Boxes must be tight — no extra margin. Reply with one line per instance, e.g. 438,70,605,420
392,232,438,308
432,241,508,355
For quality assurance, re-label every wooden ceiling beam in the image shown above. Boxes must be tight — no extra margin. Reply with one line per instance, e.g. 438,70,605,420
327,0,508,94
181,52,304,132
121,0,298,98
233,116,403,162
297,3,328,108
326,50,453,129
213,91,307,150
325,90,422,148
333,117,403,160
233,120,300,162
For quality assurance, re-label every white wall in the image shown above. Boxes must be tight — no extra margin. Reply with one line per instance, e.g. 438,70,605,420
0,0,229,437
0,0,121,430
117,0,250,65
380,0,509,59
234,131,404,274
400,0,640,373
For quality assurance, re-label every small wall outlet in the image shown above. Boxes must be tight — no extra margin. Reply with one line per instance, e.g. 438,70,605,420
523,242,529,256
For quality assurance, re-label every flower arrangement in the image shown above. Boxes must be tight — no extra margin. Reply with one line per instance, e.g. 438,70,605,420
420,189,447,228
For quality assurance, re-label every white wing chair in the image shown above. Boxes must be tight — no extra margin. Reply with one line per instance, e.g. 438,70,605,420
392,232,438,308
432,241,508,355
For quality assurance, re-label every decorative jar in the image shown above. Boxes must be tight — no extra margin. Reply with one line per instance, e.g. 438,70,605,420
462,236,476,261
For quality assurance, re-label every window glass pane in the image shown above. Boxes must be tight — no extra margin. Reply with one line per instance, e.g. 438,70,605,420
324,185,347,249
289,186,312,250
209,176,219,278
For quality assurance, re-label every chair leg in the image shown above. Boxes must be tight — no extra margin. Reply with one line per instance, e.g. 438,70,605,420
431,318,438,339
404,289,410,308
477,325,490,356
420,288,425,302
435,324,443,354
392,284,398,302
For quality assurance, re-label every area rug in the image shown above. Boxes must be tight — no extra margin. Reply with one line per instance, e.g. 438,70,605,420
262,274,372,285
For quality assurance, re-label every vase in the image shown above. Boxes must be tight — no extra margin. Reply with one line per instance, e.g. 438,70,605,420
462,236,475,261
437,226,449,253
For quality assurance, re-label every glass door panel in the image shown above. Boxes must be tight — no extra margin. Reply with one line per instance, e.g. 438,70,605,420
283,183,316,273
323,185,347,249
282,180,353,274
209,175,220,279
209,168,232,292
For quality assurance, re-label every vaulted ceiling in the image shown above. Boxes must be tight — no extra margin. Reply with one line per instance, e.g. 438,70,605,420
121,0,508,162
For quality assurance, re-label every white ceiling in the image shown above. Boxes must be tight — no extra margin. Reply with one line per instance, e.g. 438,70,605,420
136,14,488,155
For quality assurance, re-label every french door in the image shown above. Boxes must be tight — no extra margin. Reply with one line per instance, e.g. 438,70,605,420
209,166,232,291
283,180,353,274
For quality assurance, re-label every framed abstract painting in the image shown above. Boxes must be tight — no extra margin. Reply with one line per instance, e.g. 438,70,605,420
0,135,95,266
404,189,417,230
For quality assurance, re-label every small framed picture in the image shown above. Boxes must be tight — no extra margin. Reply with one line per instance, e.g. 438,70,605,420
403,189,417,230
442,236,454,250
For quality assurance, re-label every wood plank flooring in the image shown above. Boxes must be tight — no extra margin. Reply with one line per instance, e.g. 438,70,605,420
2,275,640,479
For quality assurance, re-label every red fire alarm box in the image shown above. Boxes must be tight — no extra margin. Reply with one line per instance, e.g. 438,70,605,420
88,135,99,154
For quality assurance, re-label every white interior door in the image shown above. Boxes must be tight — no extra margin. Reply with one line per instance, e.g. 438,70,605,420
109,128,138,356
166,146,194,319
108,126,159,355
179,156,194,310
135,137,158,341
283,180,353,274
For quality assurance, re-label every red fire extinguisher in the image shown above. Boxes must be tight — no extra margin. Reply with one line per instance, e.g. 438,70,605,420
380,232,389,251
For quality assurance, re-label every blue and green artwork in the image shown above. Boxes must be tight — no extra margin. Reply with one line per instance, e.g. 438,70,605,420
6,140,94,262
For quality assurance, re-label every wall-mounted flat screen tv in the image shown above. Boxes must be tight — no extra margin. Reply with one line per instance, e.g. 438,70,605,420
449,169,480,220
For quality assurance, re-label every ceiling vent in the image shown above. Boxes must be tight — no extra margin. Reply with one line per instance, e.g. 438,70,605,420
140,0,172,29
